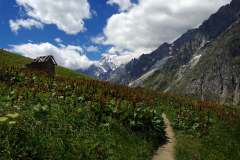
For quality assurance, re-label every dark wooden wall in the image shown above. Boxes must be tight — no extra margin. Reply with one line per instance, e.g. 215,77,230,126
27,60,55,76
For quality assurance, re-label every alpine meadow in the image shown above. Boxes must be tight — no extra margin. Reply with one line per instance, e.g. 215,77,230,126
1,0,240,160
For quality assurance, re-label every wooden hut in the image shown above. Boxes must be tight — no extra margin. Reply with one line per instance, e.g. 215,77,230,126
26,55,57,76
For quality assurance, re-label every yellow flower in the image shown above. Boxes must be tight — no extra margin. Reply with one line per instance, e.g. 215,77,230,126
0,117,8,122
6,113,19,119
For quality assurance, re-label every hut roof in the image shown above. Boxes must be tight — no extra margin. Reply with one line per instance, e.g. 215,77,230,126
33,55,57,65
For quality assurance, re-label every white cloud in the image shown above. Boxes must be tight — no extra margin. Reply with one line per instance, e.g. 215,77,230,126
10,42,94,69
9,19,43,33
102,0,231,62
104,47,141,66
54,38,63,43
105,53,139,67
86,45,99,52
107,0,133,11
12,0,91,34
91,35,105,44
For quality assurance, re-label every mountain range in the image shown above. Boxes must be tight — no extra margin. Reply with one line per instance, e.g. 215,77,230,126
78,54,118,78
80,0,240,105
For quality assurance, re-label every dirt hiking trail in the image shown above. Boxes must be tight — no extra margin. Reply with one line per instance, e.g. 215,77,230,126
152,113,176,160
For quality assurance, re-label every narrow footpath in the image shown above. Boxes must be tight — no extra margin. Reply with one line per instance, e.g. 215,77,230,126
152,114,176,160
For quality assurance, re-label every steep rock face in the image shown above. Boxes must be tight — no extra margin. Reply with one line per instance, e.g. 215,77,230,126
106,0,240,86
125,43,171,81
107,30,207,85
104,43,171,84
137,19,240,105
176,20,240,105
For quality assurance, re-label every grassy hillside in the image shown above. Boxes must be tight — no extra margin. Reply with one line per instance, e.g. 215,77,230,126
0,51,165,159
0,49,90,79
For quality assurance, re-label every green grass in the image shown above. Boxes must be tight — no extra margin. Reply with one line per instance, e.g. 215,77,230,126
175,132,202,160
0,49,32,67
55,66,91,79
173,120,240,160
0,49,90,79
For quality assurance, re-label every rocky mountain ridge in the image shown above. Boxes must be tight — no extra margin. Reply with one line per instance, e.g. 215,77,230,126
78,54,118,78
104,0,240,86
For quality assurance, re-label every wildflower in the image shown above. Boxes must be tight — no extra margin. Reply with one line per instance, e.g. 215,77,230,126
0,117,8,122
13,105,20,110
6,113,19,119
33,104,41,111
10,90,15,95
9,121,16,125
36,121,42,125
78,97,84,101
42,105,48,111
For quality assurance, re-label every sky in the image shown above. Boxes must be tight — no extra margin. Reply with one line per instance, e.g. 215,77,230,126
0,0,231,70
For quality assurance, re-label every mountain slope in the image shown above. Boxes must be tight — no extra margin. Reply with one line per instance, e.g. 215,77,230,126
173,19,240,105
105,0,240,86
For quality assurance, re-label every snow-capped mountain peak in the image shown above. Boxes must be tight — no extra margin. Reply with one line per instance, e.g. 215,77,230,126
78,54,124,78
